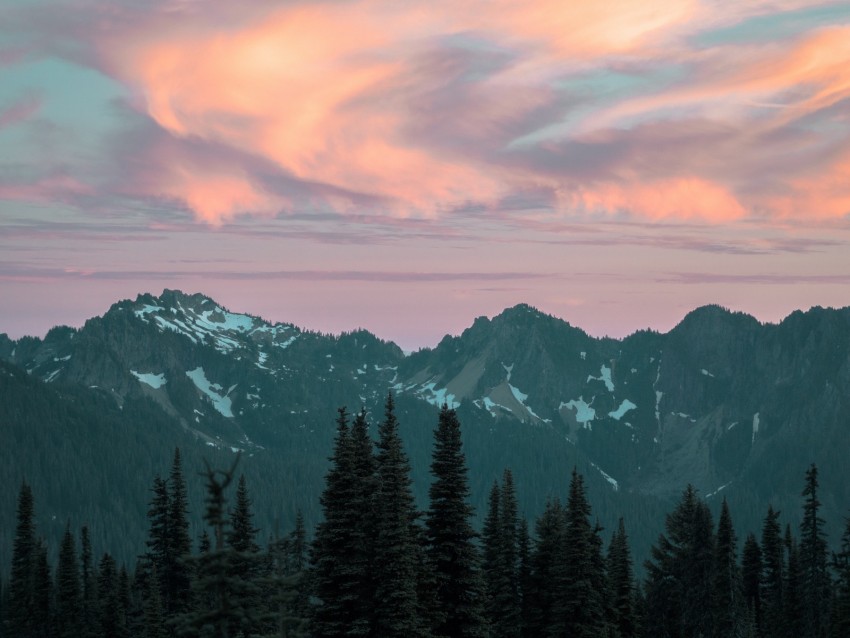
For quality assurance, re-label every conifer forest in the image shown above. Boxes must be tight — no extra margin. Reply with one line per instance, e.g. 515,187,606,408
3,394,850,638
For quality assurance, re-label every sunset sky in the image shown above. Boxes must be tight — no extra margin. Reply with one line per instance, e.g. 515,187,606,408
1,0,849,350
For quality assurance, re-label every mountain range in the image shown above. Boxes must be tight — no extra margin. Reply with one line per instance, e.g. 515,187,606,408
2,290,849,570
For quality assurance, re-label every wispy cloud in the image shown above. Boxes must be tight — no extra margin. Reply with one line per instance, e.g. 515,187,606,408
1,0,848,224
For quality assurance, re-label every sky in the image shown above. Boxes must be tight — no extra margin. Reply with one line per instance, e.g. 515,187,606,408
1,0,849,351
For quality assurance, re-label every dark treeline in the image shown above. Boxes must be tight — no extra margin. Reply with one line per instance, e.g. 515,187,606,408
3,393,850,637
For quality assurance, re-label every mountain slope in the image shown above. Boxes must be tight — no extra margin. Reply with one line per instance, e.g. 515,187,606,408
2,291,849,571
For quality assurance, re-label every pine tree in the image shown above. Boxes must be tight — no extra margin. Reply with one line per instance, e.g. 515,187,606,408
784,525,804,638
144,474,171,615
482,479,501,617
517,519,533,638
173,455,257,638
226,474,263,636
492,469,521,638
31,540,53,638
372,392,425,637
760,505,784,637
712,498,743,638
741,533,762,636
80,525,99,638
832,515,850,637
8,482,36,638
56,522,82,638
559,468,605,638
310,407,362,637
98,552,124,638
424,405,486,638
800,463,831,638
644,484,714,638
166,448,193,617
348,408,378,637
527,499,563,637
608,518,637,638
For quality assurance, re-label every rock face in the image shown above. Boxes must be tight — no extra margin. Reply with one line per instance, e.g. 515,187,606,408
3,291,850,568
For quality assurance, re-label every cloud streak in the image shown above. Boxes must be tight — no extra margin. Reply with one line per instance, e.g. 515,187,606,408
1,0,849,224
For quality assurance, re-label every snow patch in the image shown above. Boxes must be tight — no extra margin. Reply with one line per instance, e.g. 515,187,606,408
580,352,586,360
509,384,541,419
700,368,715,377
609,399,637,420
560,397,596,427
590,462,619,491
502,362,514,382
587,365,614,392
420,382,459,409
186,367,234,418
131,370,167,389
752,412,760,444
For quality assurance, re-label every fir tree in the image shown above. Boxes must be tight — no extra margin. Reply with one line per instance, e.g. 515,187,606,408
800,463,831,638
348,408,378,637
481,479,501,616
166,448,193,617
310,407,362,637
8,482,36,638
424,405,486,638
98,552,125,638
712,498,743,638
608,518,637,638
644,484,714,638
741,533,762,636
492,469,521,638
55,522,82,638
226,474,264,636
832,515,850,637
527,499,563,637
80,525,99,638
372,393,425,637
760,505,784,637
559,468,605,638
784,525,804,638
517,519,533,638
31,540,53,638
173,455,258,638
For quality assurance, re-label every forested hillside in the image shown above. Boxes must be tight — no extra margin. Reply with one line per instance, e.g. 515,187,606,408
2,398,849,638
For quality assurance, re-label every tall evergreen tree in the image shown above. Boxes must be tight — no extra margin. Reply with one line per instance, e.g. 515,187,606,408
644,484,714,638
608,518,637,638
832,515,850,637
31,540,53,638
372,393,425,637
348,408,378,637
784,525,804,638
56,522,82,638
166,448,193,617
559,468,605,638
481,479,501,616
226,474,263,636
424,405,486,638
98,552,126,638
800,463,831,638
8,482,36,638
517,519,533,638
527,499,563,637
173,455,257,638
761,505,785,637
712,498,743,638
741,533,763,636
80,525,99,638
493,469,521,638
310,407,363,638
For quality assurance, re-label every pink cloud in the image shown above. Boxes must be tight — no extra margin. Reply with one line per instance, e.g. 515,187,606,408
8,0,848,224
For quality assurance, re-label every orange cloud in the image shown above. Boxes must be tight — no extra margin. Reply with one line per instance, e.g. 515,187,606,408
86,0,850,224
561,177,747,222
